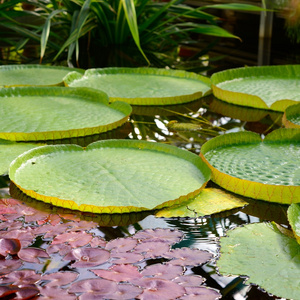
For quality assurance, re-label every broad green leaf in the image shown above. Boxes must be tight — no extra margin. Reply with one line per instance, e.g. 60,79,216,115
64,67,211,105
0,65,84,87
282,102,300,128
200,128,300,204
0,87,131,141
0,140,44,175
217,222,300,300
211,65,300,112
9,140,211,213
156,187,248,218
287,204,300,244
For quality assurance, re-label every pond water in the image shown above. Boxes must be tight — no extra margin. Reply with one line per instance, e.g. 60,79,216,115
0,95,288,300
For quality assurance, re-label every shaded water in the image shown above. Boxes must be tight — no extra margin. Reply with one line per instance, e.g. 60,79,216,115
0,95,288,299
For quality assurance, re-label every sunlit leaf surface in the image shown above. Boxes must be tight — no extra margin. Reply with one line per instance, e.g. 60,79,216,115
217,222,300,300
9,139,210,213
64,67,211,105
287,203,300,243
283,102,300,128
0,87,131,141
201,128,300,203
0,64,84,87
211,65,300,112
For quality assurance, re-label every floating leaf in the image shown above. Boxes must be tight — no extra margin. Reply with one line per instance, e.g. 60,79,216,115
42,271,78,287
287,203,300,243
217,222,300,300
134,241,170,259
0,87,131,141
173,275,204,287
15,285,40,299
105,237,137,253
64,68,211,105
132,228,184,244
211,65,300,112
0,64,84,87
52,231,93,248
38,286,77,300
0,285,18,298
111,252,144,265
141,264,184,280
10,139,210,213
69,278,117,295
156,188,248,218
107,284,143,299
165,248,213,267
200,128,300,204
0,139,44,175
18,248,49,263
0,270,41,285
181,286,221,300
91,264,142,282
64,248,110,268
0,259,23,275
0,238,21,256
283,102,300,128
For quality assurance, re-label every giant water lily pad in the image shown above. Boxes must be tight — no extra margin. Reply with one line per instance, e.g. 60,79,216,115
0,65,84,87
282,102,300,128
63,68,211,105
9,140,211,213
217,222,300,300
0,87,131,141
200,128,300,204
211,65,300,112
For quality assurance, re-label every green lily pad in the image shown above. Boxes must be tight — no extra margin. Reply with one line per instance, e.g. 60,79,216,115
64,68,211,105
283,102,300,128
9,139,211,213
0,139,44,175
0,65,84,87
287,203,300,243
217,222,300,300
200,128,300,204
0,87,131,141
211,65,300,112
156,187,248,218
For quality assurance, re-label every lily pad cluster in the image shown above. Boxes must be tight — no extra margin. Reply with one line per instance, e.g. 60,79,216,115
0,197,221,300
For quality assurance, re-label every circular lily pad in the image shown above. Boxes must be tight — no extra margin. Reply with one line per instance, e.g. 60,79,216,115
0,87,131,141
9,140,211,213
282,102,300,128
63,67,211,105
0,65,84,87
200,128,300,204
211,65,300,112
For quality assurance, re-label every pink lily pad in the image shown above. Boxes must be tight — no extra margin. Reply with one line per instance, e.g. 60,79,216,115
89,236,107,248
15,285,40,299
0,228,34,247
64,248,110,268
69,278,117,295
173,275,205,286
0,238,21,256
0,220,22,231
0,270,41,285
43,223,73,239
134,241,170,259
105,237,137,253
165,248,213,266
52,231,93,248
180,286,221,300
42,271,78,287
38,286,77,300
46,243,72,256
0,285,18,298
136,278,186,300
133,228,184,245
141,264,184,280
111,252,144,265
106,284,143,299
91,264,142,282
0,259,23,275
18,247,49,263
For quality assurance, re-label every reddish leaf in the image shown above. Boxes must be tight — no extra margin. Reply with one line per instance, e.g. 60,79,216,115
18,248,49,263
173,275,205,287
43,223,72,239
89,236,107,248
46,243,72,256
39,286,77,300
0,220,22,231
15,285,40,300
91,264,142,282
133,228,184,245
181,286,221,300
111,252,144,265
141,264,184,280
52,231,93,248
0,229,34,247
136,278,186,300
42,271,78,287
69,278,117,294
0,259,23,275
64,248,110,268
165,248,213,266
105,237,137,253
67,220,98,232
105,284,143,299
134,241,170,259
0,270,41,285
0,285,18,298
0,238,21,256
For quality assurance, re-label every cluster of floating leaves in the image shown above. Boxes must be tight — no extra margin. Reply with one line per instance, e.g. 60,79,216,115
0,197,221,300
